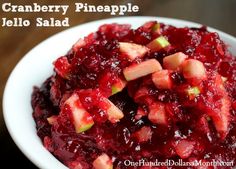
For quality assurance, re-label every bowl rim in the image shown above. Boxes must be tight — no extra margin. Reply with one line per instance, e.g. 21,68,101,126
3,16,236,169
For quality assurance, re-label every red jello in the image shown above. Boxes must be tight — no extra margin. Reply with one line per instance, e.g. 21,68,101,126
32,21,236,169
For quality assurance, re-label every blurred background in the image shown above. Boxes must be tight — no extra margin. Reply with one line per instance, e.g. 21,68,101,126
0,0,236,168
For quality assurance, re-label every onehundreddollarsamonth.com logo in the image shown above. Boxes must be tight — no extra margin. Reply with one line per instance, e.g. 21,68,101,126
124,159,234,167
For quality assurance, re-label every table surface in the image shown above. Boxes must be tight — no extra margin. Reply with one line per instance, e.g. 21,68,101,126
0,0,235,168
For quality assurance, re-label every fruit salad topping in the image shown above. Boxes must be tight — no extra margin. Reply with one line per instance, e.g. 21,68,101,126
32,21,236,169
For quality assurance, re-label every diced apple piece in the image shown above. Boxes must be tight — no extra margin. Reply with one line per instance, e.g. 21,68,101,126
186,86,201,100
77,120,94,133
152,70,172,89
123,59,162,81
72,38,86,51
202,75,231,139
151,23,161,34
119,42,149,60
106,99,124,123
77,89,124,124
65,93,94,133
214,76,230,139
163,52,188,71
54,56,71,79
134,126,153,143
47,115,58,125
111,79,127,95
174,140,195,159
148,102,167,125
146,36,170,52
93,153,113,169
182,59,207,80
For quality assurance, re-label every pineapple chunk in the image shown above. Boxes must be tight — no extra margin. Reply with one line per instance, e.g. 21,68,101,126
93,154,113,169
119,42,149,60
163,52,188,71
123,59,162,81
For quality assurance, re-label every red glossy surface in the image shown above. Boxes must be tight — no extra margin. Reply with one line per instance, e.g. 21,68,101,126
32,21,236,169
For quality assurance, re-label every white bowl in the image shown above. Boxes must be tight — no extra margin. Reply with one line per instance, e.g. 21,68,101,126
3,16,236,169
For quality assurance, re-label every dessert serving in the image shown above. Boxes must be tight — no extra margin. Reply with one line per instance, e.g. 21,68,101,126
31,21,236,169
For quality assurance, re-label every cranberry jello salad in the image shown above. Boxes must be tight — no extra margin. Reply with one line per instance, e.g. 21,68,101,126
31,21,236,169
